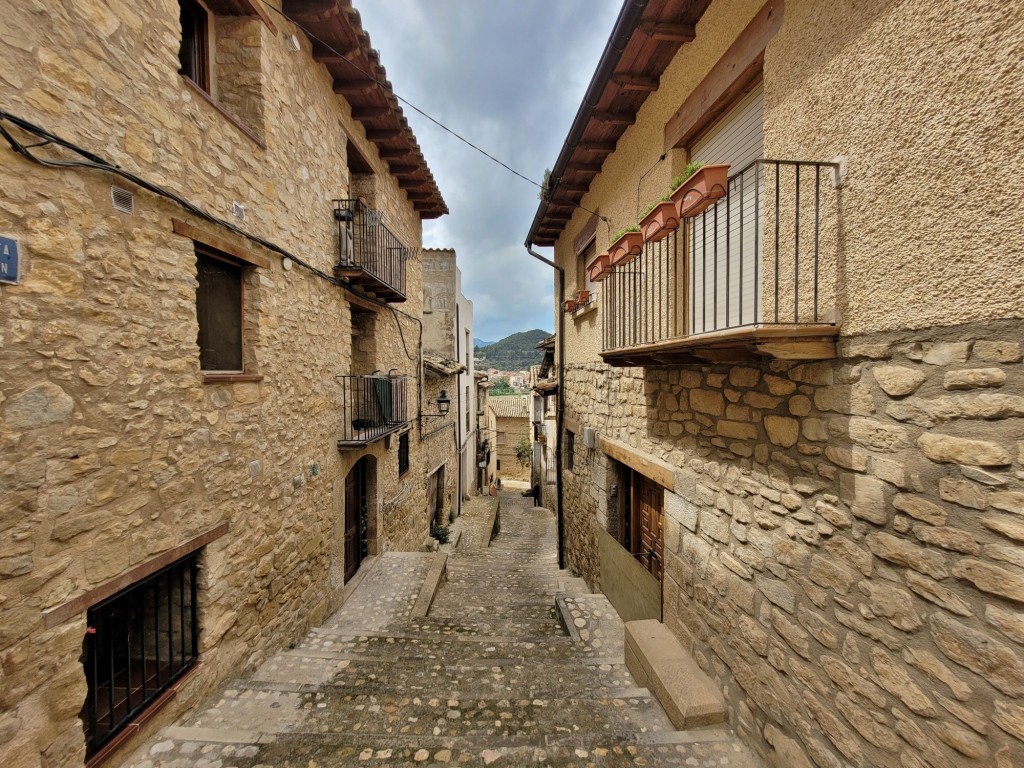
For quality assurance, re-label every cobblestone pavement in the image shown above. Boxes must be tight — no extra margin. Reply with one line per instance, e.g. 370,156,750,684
125,494,762,767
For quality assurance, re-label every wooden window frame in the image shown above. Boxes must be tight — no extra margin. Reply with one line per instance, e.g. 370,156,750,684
196,247,246,375
664,0,783,152
178,0,212,94
173,220,266,384
398,432,410,477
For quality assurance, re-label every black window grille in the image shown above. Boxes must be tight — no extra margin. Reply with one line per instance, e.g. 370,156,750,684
81,554,199,757
566,431,575,471
398,432,410,476
196,249,244,372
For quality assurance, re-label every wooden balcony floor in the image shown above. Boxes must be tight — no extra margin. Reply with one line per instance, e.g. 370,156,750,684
600,323,838,367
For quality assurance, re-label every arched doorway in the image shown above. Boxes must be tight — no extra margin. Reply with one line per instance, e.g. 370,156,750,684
344,457,370,582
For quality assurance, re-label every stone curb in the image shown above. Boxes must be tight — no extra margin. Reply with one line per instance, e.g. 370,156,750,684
411,551,448,618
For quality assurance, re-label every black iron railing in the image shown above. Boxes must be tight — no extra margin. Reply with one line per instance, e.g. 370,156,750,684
603,159,840,353
82,554,198,756
333,198,409,301
337,374,409,447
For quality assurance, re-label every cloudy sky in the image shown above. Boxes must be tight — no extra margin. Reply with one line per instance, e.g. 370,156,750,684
354,1,621,343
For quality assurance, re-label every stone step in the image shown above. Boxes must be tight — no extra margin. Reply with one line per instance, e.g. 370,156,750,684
244,657,640,698
183,686,677,740
138,725,760,767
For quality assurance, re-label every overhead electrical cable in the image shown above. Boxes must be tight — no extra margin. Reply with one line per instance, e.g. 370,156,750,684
259,0,607,223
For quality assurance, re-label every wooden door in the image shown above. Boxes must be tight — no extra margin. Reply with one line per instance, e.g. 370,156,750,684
344,459,367,582
634,474,664,580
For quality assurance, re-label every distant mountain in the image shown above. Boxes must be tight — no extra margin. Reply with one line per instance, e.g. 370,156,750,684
475,329,551,371
474,338,496,348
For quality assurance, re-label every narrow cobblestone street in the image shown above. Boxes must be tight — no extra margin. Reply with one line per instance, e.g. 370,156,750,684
125,494,760,767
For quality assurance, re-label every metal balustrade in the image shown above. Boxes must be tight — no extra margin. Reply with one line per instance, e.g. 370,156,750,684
337,374,409,448
603,159,840,356
333,199,410,302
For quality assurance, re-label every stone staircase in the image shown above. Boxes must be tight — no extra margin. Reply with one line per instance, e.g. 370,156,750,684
124,494,762,766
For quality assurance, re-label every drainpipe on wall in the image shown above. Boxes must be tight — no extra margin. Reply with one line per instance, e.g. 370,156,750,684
525,242,565,570
455,302,463,516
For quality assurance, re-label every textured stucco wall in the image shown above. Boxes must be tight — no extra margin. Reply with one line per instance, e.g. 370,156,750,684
545,1,1024,767
0,2,437,764
550,0,1024,348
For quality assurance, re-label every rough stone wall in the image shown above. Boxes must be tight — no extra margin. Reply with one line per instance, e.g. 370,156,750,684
421,373,459,528
0,2,435,765
563,319,1024,767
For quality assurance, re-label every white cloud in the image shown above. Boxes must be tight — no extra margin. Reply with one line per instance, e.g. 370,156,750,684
354,0,620,340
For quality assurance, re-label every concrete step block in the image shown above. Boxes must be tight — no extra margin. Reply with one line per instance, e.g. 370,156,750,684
624,619,726,730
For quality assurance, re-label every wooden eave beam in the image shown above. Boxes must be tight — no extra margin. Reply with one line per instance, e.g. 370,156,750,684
592,111,635,126
639,21,697,42
378,147,412,159
352,106,392,121
579,140,617,152
311,42,357,63
333,79,377,95
366,128,403,141
546,211,572,221
611,74,659,91
566,162,603,174
388,164,420,176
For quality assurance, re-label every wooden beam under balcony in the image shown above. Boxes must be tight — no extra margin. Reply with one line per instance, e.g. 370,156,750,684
546,211,572,221
611,74,659,92
601,324,838,367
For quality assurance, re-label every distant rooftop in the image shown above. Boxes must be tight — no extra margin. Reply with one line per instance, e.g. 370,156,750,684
489,396,531,419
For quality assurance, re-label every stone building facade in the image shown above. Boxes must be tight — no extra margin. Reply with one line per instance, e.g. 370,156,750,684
528,1,1024,767
0,1,452,765
422,248,477,503
489,396,532,483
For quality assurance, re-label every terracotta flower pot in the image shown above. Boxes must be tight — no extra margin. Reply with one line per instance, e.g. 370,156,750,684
576,289,591,304
608,230,644,266
640,200,680,243
563,299,578,313
587,252,612,282
671,164,730,218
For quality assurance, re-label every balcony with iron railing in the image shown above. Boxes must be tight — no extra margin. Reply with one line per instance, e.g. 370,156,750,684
333,199,410,302
602,159,841,366
336,373,409,448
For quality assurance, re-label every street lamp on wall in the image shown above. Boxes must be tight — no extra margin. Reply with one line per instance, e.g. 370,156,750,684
423,390,451,418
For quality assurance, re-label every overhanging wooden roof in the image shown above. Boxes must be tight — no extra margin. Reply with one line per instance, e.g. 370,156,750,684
282,0,447,219
527,0,711,246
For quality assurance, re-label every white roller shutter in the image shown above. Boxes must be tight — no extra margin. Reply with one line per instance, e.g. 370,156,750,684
689,83,764,334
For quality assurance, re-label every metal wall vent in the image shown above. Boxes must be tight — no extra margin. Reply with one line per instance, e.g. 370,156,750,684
110,186,134,214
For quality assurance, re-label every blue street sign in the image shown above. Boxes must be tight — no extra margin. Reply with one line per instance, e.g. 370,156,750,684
0,236,19,284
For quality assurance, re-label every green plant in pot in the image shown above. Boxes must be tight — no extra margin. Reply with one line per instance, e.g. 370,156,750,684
639,194,678,244
608,225,643,266
671,161,730,218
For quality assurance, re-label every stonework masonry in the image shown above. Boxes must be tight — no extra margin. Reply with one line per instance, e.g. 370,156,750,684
563,321,1024,767
0,2,450,766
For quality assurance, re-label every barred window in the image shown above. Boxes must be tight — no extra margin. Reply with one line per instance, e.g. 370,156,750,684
81,554,199,757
